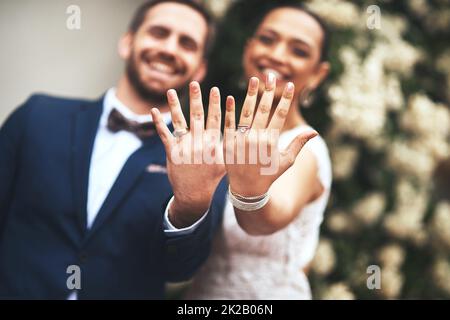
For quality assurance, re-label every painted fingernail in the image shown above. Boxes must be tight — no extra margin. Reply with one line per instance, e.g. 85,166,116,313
266,72,275,90
226,96,235,110
286,82,294,94
250,77,259,90
190,81,199,93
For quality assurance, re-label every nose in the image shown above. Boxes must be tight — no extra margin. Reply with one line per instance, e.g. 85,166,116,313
268,42,288,65
159,35,179,57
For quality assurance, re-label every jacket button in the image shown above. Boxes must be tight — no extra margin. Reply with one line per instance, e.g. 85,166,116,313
79,252,88,263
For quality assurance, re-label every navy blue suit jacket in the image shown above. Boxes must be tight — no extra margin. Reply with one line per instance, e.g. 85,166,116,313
0,94,227,299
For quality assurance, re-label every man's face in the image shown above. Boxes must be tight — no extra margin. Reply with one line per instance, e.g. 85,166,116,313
121,2,208,101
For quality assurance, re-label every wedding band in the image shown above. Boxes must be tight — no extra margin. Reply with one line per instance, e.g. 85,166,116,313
173,128,188,138
237,125,250,134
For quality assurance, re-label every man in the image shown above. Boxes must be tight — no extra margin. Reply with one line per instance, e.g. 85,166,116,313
0,0,227,299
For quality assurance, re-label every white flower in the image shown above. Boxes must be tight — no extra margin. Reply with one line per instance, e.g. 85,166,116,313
205,0,233,18
306,0,360,28
311,238,336,276
383,184,428,243
432,258,450,295
408,0,430,17
387,140,436,181
352,193,386,226
436,50,450,74
376,41,422,76
327,210,359,234
330,145,359,180
401,94,450,139
385,75,404,110
379,14,408,39
430,202,450,249
377,244,406,269
321,282,355,300
379,267,404,299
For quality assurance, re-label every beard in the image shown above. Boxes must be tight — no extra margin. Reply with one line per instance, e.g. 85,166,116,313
126,51,188,105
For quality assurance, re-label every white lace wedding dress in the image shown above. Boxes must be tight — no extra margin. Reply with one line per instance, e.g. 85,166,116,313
185,125,332,300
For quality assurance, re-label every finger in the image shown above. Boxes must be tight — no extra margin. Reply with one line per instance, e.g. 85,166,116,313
224,96,236,164
206,87,221,131
267,82,295,130
238,77,259,127
151,108,175,151
224,95,236,133
252,72,276,129
167,89,188,131
280,130,318,172
189,81,204,133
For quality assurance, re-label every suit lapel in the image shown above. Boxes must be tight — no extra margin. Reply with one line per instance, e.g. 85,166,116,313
83,126,171,244
72,98,104,235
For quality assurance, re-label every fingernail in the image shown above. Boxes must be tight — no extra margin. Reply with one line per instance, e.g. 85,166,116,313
286,82,294,93
167,89,177,102
250,77,259,89
266,72,275,89
226,96,234,109
308,130,318,137
190,81,199,93
211,87,219,97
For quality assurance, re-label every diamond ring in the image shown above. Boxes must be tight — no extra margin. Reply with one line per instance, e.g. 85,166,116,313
237,125,250,134
173,128,188,138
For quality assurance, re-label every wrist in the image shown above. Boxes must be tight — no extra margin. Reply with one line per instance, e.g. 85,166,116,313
168,195,211,228
228,182,269,198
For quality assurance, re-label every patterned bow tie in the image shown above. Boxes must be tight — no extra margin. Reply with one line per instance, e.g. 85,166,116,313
107,108,156,140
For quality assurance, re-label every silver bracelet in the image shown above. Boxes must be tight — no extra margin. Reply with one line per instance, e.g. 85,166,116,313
228,186,270,212
229,187,269,202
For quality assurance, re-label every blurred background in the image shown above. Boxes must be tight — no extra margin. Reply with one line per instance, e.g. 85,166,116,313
0,0,148,122
1,0,449,299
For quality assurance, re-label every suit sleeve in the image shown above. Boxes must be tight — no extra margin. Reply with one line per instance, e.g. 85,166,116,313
163,177,228,282
0,98,31,226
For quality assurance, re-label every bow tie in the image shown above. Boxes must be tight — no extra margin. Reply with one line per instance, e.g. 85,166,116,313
107,108,156,140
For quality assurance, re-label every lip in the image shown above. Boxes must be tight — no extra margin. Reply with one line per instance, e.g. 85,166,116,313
143,55,178,73
255,63,291,81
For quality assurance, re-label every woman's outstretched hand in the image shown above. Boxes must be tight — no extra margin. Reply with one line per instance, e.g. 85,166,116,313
223,75,318,198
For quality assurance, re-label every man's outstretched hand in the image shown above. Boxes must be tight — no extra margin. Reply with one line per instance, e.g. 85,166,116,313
151,82,225,228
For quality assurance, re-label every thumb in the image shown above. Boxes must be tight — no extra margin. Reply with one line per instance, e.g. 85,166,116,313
151,108,174,154
280,130,318,172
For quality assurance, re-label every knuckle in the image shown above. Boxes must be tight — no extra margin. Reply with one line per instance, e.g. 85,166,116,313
259,104,271,114
276,108,288,119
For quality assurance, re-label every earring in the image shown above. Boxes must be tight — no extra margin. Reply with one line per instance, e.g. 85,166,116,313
300,87,314,108
238,74,249,90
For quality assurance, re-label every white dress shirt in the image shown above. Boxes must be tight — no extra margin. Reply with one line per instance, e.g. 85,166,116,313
87,88,207,231
68,88,208,300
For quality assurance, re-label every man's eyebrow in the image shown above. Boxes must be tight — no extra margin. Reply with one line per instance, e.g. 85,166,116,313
258,28,279,36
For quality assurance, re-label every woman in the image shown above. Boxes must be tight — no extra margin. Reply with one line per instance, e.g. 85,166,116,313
184,3,333,300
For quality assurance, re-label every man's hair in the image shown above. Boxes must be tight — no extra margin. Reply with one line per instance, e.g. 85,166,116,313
128,0,216,58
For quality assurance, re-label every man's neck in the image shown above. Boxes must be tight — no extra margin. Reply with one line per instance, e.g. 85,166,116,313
115,75,170,115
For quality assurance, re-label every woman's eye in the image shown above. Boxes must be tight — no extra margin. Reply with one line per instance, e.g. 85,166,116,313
292,47,310,58
256,34,275,45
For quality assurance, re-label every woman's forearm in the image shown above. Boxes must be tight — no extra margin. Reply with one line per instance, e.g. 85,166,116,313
234,193,297,235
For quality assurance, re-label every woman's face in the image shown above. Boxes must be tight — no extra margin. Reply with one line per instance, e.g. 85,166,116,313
243,7,329,100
